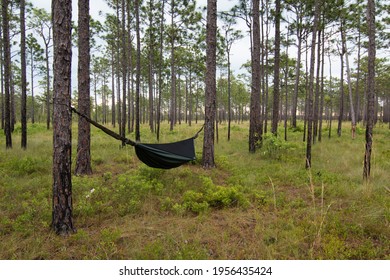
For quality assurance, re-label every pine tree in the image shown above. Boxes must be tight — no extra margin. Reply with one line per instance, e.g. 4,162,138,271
363,0,376,180
249,0,261,152
75,0,92,175
202,0,217,168
52,0,75,235
20,0,27,149
2,0,12,148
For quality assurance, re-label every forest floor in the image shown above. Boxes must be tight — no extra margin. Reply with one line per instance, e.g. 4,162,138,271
0,121,389,259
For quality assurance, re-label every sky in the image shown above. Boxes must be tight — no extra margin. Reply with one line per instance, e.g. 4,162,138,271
29,0,350,93
31,0,252,85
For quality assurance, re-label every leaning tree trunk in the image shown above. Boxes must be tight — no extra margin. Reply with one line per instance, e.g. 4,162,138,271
363,0,375,180
202,0,217,168
52,0,75,235
75,0,92,175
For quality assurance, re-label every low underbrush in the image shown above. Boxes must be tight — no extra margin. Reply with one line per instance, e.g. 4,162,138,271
0,122,389,259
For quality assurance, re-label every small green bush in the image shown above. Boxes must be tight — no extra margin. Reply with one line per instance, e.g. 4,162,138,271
173,179,249,215
260,133,298,160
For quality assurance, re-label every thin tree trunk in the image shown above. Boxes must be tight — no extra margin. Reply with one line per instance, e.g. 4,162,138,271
135,0,141,141
1,32,4,130
292,16,302,128
111,49,116,126
121,0,127,145
337,28,345,137
30,45,35,124
318,22,325,142
271,0,281,136
305,0,321,169
116,3,122,134
0,28,5,129
20,0,27,149
264,0,270,134
2,0,12,148
157,0,165,141
343,30,356,139
249,0,261,152
45,45,51,130
284,35,289,142
10,72,16,132
148,0,154,133
303,37,308,142
126,0,134,133
227,50,232,141
170,0,176,131
313,28,321,144
363,0,375,180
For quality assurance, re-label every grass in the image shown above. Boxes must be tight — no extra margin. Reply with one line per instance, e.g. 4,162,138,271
0,121,389,260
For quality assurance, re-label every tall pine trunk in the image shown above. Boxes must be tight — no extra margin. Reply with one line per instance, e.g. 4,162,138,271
337,22,345,137
52,0,75,235
148,0,154,133
2,0,12,148
135,0,141,141
20,0,27,149
305,0,321,169
343,30,356,139
75,0,92,175
121,0,127,145
249,0,261,152
157,0,165,141
45,44,51,130
271,0,281,136
170,0,176,131
363,0,376,180
291,14,302,129
202,0,217,168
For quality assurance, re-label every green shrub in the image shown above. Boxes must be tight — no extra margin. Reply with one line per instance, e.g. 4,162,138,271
173,179,249,215
260,133,298,160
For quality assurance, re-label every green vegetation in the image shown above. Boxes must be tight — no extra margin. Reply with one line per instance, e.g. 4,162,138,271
0,122,389,259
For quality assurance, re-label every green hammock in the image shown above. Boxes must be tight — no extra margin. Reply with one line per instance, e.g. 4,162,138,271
71,107,203,169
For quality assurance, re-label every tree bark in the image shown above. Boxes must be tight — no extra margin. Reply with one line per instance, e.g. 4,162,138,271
305,0,321,169
45,43,51,130
135,0,141,141
20,0,27,149
337,22,345,137
157,0,165,141
271,0,281,136
121,0,127,145
249,0,261,152
202,0,217,168
363,0,376,180
343,30,356,139
170,0,176,131
52,0,75,235
2,0,12,148
75,0,92,175
291,12,302,129
148,0,154,133
313,28,321,144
